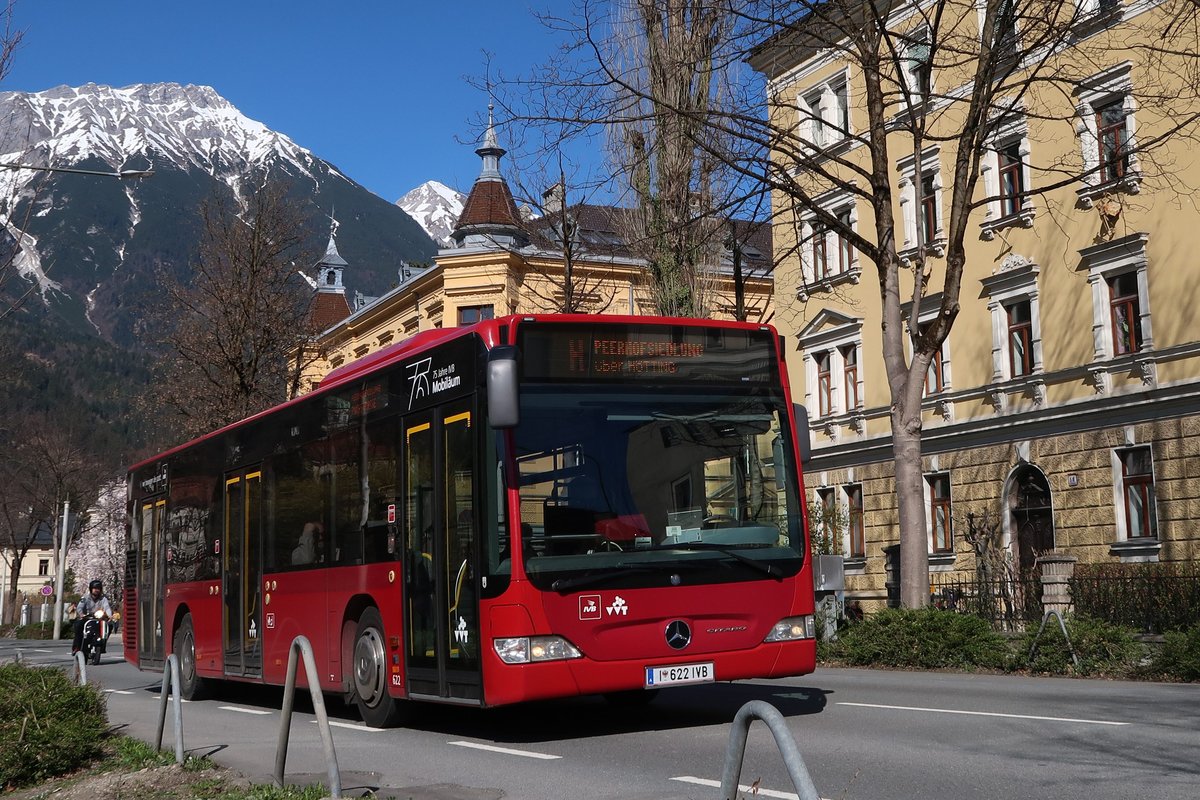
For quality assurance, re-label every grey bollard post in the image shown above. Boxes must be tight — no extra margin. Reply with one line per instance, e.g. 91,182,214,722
154,654,186,764
274,635,341,798
74,649,87,685
719,700,820,800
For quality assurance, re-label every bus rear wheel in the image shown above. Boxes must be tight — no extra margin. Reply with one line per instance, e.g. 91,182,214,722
351,608,405,728
173,613,209,701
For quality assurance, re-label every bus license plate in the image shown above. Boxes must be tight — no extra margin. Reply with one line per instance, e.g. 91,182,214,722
645,662,714,687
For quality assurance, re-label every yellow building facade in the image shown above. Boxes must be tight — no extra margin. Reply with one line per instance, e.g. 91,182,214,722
300,118,775,393
752,1,1200,607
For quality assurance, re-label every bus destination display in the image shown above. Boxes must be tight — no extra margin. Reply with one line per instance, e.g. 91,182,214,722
518,323,776,384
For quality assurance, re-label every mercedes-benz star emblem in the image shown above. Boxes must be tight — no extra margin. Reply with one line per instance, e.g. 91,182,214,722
665,620,692,650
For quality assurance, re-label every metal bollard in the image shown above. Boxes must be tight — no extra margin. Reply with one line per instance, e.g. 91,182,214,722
1028,610,1079,667
74,650,87,685
154,654,186,764
719,700,820,800
274,635,341,798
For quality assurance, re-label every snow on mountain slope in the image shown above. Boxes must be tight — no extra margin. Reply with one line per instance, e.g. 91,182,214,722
397,180,465,246
0,83,336,183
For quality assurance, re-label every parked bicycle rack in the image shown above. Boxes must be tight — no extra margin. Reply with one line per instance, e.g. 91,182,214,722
274,635,342,799
1028,610,1079,667
720,700,820,800
154,653,186,764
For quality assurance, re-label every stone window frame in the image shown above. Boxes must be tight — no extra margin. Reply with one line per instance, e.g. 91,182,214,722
896,147,946,261
901,294,954,417
925,470,957,566
1073,62,1141,208
980,255,1045,409
1076,232,1154,393
979,112,1036,239
1108,440,1162,562
797,311,866,438
795,188,861,298
796,66,853,153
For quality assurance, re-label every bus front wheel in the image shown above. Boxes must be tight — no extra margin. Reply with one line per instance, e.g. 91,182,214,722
351,608,405,728
173,613,209,701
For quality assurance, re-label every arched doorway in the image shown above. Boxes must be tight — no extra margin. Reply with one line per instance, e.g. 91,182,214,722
1006,464,1054,573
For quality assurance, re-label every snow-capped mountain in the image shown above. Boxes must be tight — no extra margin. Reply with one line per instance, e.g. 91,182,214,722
0,82,435,346
397,180,465,246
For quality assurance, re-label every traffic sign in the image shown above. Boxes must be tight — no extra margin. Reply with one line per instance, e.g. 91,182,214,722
39,585,53,596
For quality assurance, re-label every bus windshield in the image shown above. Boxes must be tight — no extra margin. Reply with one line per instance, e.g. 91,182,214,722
514,386,804,591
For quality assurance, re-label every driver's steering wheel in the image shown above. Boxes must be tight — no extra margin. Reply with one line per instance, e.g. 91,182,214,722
701,514,740,529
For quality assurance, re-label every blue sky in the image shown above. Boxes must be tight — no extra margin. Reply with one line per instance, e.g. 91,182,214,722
5,0,573,202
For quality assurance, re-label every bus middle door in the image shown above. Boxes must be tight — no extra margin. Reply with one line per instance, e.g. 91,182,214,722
402,400,481,702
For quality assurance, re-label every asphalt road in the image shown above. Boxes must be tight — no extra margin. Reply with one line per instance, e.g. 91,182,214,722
5,638,1198,800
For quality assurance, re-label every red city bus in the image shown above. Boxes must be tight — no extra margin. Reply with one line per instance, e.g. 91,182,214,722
125,314,816,726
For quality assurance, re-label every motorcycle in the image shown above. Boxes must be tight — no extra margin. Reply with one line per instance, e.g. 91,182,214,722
80,608,113,666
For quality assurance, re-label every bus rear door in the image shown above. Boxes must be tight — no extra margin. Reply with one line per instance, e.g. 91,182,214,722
136,497,166,668
223,468,263,678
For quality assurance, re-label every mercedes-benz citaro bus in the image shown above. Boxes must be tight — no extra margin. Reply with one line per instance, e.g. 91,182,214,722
125,314,817,726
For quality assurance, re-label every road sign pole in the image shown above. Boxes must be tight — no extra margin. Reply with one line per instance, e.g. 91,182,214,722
52,499,70,640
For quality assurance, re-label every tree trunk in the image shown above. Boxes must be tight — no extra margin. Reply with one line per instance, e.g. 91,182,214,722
893,405,930,608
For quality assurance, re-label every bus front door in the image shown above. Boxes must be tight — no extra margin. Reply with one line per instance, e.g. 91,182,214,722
403,400,482,702
222,469,263,678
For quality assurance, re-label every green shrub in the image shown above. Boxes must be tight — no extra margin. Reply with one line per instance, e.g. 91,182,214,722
1145,626,1200,681
13,621,60,640
0,662,108,789
1021,615,1142,676
824,607,1010,670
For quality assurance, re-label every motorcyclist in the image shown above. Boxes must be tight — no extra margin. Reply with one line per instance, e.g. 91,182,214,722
72,579,114,656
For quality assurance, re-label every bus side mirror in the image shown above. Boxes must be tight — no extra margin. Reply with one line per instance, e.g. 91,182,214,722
488,346,520,429
793,403,812,465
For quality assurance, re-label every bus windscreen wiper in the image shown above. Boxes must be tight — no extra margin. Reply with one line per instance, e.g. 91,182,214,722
647,541,783,581
550,561,701,593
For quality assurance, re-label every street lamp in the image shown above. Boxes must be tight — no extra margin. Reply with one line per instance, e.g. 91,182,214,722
0,162,154,180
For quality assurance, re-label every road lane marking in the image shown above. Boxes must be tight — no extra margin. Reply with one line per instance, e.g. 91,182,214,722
103,689,134,695
218,705,272,715
672,776,823,800
448,741,561,760
838,702,1129,726
314,720,385,733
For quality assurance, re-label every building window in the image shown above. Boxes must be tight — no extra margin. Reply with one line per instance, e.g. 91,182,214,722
897,149,943,257
990,0,1020,61
1078,233,1152,376
1108,272,1142,355
919,172,939,246
1119,447,1157,539
846,483,865,558
920,323,947,396
841,344,860,409
457,305,494,326
798,71,851,150
1006,300,1033,377
812,222,829,278
903,27,932,103
998,142,1024,218
797,192,859,291
1096,100,1129,183
928,473,953,553
1074,64,1140,205
982,256,1043,394
798,311,865,432
38,558,50,576
980,112,1035,238
816,350,832,417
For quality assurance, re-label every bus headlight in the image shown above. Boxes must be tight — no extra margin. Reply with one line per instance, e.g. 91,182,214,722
763,615,816,642
493,635,584,664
